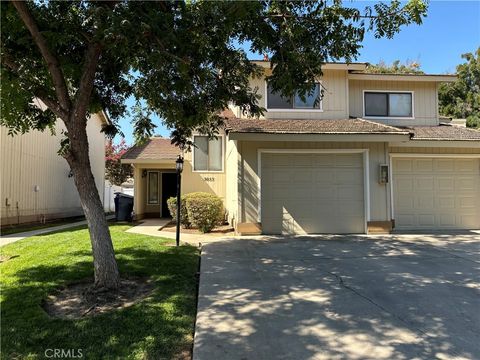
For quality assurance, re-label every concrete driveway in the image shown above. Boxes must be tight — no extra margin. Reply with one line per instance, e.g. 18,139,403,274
193,233,480,360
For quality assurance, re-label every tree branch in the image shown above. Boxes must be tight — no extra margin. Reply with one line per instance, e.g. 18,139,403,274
1,54,68,119
73,42,102,123
11,1,71,111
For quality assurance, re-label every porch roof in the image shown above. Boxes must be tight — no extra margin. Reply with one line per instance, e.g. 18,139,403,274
408,125,480,141
121,137,179,162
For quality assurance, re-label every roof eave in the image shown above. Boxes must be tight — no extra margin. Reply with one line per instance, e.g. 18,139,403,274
228,132,411,142
348,73,457,82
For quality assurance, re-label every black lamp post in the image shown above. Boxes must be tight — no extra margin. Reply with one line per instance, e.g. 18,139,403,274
175,155,184,247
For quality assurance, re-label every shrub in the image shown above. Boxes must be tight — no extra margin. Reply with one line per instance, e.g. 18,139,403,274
167,196,191,228
185,192,224,233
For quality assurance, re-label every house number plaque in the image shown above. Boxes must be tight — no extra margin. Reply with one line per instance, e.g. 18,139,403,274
203,177,215,182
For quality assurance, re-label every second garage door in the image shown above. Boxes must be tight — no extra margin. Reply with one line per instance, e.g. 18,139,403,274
393,157,480,230
261,152,365,234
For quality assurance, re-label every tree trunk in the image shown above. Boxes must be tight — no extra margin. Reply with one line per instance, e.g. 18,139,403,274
66,119,120,290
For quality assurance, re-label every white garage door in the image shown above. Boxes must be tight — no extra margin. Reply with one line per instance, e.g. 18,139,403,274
261,153,365,234
393,157,480,230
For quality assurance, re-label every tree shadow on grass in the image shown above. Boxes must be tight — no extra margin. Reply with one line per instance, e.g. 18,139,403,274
1,245,199,359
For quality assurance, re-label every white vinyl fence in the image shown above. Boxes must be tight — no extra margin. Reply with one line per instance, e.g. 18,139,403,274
104,183,133,212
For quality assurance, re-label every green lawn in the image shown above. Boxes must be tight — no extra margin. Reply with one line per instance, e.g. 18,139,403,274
0,224,199,359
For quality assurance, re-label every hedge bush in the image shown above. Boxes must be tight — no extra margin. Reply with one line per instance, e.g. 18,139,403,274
167,192,224,232
167,196,191,228
185,192,224,233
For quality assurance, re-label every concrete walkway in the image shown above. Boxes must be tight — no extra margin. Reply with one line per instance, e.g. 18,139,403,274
0,215,115,247
126,218,234,246
194,233,480,360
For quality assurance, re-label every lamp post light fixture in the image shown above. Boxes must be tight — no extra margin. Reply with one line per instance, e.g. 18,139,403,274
175,155,184,247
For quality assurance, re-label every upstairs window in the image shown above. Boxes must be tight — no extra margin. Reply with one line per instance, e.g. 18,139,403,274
364,91,413,118
267,83,322,110
193,136,223,172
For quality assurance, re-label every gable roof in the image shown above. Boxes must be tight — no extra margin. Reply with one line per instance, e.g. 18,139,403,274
121,137,179,161
407,125,480,141
224,117,410,135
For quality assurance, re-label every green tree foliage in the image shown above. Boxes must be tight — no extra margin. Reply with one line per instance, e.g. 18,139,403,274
105,139,133,186
1,0,427,288
438,48,480,128
366,59,424,74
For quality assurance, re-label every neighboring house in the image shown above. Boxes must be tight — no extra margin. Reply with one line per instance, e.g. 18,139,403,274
1,110,107,226
122,61,480,234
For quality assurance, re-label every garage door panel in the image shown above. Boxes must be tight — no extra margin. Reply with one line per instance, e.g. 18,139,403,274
396,177,413,191
262,153,365,234
312,155,334,167
413,159,433,172
414,177,434,191
395,159,413,172
314,171,336,184
458,196,475,209
436,178,455,191
393,157,480,230
336,169,363,184
415,196,435,210
334,154,362,167
434,159,455,172
435,196,455,209
455,159,477,172
456,178,475,191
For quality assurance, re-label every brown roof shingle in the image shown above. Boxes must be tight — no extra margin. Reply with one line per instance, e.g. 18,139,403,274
224,117,409,135
122,137,179,160
408,125,480,141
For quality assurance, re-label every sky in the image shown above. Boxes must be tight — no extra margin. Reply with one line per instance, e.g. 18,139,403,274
116,0,480,145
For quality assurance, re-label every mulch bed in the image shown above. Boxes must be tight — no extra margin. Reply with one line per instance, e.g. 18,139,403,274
43,277,154,319
161,222,234,235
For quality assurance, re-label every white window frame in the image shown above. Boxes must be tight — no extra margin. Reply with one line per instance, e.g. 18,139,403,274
265,81,324,112
362,90,415,120
147,170,160,205
192,135,224,173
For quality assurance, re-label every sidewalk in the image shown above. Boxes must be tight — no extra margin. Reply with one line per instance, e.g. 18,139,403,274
0,215,115,247
126,218,235,246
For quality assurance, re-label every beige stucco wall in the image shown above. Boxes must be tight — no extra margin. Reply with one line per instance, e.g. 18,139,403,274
181,144,226,200
131,134,227,219
236,141,391,225
244,69,349,120
1,114,106,225
225,136,239,226
349,80,438,126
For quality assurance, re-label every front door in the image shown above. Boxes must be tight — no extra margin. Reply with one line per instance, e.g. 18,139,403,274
161,173,177,218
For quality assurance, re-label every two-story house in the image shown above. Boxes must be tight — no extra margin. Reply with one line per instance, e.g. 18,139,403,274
122,61,480,234
1,107,107,227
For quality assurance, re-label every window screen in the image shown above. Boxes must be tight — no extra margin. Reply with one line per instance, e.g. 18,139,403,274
294,84,321,108
194,136,223,171
364,92,388,116
267,84,292,109
193,136,208,171
389,93,412,117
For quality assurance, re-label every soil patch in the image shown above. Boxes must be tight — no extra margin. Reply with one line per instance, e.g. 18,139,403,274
43,277,154,319
162,222,234,236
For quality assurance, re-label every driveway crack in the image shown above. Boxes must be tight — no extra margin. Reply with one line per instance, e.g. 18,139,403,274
324,270,469,359
326,270,428,335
